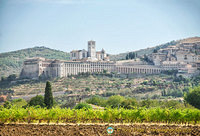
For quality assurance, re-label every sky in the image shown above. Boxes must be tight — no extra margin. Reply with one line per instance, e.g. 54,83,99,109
0,0,200,54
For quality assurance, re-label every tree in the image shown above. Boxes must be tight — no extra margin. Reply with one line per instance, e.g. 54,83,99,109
121,98,137,109
173,75,188,83
103,69,107,74
7,74,17,81
153,49,158,53
106,95,125,108
126,55,129,60
85,87,90,91
142,54,152,63
152,80,157,86
86,96,106,107
44,81,53,109
161,90,167,96
29,95,45,107
132,52,136,59
163,70,178,76
74,103,92,109
1,76,6,81
142,80,148,85
140,99,161,108
184,86,200,109
126,52,136,60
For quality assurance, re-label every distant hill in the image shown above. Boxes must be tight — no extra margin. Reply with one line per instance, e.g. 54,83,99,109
0,46,70,78
109,37,200,61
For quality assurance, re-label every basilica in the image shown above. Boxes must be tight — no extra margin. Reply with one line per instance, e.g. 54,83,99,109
70,40,109,61
20,40,200,79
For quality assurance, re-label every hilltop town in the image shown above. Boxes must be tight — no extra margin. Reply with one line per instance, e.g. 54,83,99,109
148,37,200,77
20,37,200,79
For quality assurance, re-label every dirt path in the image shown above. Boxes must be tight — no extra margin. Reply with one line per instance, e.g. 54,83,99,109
0,123,199,136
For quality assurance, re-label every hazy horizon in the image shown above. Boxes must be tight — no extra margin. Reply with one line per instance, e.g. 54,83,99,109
0,0,200,54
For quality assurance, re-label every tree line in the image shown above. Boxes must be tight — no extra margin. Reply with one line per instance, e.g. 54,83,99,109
126,52,137,60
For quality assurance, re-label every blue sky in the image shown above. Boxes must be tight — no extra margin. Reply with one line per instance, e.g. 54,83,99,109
0,0,200,54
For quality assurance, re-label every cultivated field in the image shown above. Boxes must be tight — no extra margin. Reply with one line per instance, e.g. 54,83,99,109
0,124,199,136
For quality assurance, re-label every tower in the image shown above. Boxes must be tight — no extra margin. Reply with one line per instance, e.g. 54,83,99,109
88,40,96,59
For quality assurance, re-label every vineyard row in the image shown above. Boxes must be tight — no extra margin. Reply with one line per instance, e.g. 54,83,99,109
0,107,200,124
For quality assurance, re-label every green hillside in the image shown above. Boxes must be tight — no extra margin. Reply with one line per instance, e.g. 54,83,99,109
0,46,70,78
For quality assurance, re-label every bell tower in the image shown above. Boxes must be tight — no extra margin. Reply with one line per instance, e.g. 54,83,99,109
88,40,96,59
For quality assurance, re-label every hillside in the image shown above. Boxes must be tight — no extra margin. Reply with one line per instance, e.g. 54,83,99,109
0,46,70,78
109,37,200,61
0,74,186,98
2,73,199,102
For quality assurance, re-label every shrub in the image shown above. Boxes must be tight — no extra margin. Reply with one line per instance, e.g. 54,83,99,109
29,95,45,108
121,98,137,109
12,98,27,107
74,103,92,109
106,95,125,108
85,87,90,91
86,96,106,107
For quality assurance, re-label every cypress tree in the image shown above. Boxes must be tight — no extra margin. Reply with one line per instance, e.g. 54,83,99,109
126,54,129,60
44,81,53,109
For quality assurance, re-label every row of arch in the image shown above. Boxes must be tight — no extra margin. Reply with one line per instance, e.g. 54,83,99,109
116,66,162,74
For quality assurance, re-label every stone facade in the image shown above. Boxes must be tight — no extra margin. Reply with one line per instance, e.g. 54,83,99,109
20,57,164,79
149,41,200,65
70,40,109,61
148,40,200,77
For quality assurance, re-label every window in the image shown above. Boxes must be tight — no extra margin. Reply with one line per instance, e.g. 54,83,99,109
184,55,187,60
